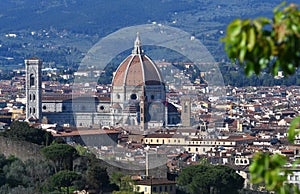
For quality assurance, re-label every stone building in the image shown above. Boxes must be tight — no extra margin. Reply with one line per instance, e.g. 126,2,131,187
26,34,180,130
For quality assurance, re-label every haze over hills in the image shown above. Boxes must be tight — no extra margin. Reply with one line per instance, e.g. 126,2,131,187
0,0,297,86
0,0,284,34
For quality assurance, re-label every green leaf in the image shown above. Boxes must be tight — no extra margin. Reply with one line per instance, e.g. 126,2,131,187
245,62,254,77
239,46,247,62
288,116,300,142
272,62,279,76
228,19,242,37
247,27,256,51
239,31,247,48
274,1,286,13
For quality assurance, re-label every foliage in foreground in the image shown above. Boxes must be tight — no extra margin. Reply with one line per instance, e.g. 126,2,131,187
223,2,300,194
222,2,300,77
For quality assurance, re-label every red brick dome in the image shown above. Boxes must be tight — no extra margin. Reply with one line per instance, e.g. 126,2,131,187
112,33,163,87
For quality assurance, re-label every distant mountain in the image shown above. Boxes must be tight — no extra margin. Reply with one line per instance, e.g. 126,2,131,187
0,0,192,35
0,0,297,87
0,0,286,35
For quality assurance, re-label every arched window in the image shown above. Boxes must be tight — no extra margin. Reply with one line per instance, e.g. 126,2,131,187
33,94,36,101
30,74,35,86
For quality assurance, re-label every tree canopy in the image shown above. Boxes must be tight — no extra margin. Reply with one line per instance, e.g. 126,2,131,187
41,143,78,172
1,121,53,146
177,164,244,194
51,170,80,194
87,160,110,193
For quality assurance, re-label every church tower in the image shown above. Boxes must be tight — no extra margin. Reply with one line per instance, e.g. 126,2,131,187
181,96,191,127
25,58,42,121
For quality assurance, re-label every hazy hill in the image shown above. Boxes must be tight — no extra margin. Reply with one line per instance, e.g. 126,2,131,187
0,0,286,35
0,0,190,35
0,0,296,86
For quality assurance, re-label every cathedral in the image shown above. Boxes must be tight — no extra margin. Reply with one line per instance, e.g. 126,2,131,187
25,34,180,130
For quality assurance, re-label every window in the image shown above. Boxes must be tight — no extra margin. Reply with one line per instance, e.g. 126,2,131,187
29,94,32,101
33,94,36,101
153,186,156,192
30,74,35,86
33,108,36,114
165,186,168,192
196,148,198,152
130,93,137,100
184,105,188,113
159,186,162,192
43,105,46,110
170,185,173,191
100,106,104,110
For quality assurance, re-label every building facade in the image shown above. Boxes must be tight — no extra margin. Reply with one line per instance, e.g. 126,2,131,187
26,34,180,129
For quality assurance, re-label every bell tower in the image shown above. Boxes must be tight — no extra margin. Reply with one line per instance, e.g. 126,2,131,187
181,96,191,127
25,58,42,121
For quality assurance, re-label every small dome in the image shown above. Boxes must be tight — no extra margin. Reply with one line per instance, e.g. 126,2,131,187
112,33,163,87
